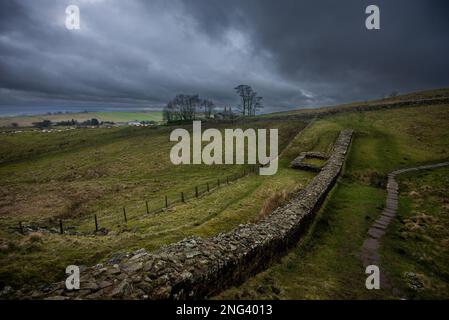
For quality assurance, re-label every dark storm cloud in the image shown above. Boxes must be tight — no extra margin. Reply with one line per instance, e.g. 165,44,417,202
1,0,448,114
184,0,449,104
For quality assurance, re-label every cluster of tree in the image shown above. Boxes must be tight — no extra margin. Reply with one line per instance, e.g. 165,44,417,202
163,94,215,122
55,119,78,126
140,120,156,125
81,118,100,126
56,118,101,126
234,85,263,116
202,99,215,119
163,85,263,123
47,111,67,115
32,120,52,128
32,118,102,128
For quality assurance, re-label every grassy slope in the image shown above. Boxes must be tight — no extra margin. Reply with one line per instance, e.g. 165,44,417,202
382,167,449,299
263,87,449,118
1,91,448,295
217,103,449,299
0,119,314,287
0,111,163,127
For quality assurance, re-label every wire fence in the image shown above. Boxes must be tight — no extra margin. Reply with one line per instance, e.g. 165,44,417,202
14,165,260,236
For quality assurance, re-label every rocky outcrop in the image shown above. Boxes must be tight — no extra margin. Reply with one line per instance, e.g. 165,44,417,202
23,130,353,300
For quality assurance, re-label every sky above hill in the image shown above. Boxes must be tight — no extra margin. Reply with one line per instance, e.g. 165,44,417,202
1,0,448,114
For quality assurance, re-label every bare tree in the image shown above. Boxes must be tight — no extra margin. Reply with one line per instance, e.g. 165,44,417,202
163,100,181,122
164,94,200,122
234,85,263,116
186,94,200,120
201,99,215,119
253,96,263,115
234,84,249,115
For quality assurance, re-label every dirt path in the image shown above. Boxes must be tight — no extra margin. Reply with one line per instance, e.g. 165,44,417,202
362,161,449,293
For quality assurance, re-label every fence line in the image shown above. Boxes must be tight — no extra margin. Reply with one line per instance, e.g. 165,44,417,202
15,165,260,236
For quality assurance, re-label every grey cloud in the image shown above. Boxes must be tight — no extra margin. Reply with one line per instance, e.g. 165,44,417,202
0,0,448,114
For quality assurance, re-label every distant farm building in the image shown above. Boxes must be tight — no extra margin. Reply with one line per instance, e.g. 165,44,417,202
214,107,236,120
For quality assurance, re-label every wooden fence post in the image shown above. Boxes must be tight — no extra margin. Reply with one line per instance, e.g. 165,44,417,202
59,219,63,234
145,201,149,214
94,215,98,232
165,195,168,208
19,221,24,235
123,207,127,223
195,186,198,198
181,192,185,203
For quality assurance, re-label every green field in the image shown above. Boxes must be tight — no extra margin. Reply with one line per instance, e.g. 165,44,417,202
382,167,449,299
263,87,449,119
0,119,312,287
0,111,163,127
1,90,449,299
93,111,163,123
217,102,449,299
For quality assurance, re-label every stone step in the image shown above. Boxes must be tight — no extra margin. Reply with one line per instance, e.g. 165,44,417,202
368,227,385,239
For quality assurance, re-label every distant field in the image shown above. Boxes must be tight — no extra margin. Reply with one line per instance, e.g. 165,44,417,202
93,111,163,122
0,111,163,127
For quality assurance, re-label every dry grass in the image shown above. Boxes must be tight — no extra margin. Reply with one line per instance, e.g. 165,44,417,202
383,166,449,299
27,232,44,243
252,185,303,222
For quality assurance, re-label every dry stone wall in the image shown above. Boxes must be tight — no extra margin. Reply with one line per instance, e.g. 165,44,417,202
290,151,329,172
266,97,449,122
28,130,353,300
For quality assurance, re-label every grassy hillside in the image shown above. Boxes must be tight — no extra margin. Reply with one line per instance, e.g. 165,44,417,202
0,111,163,127
217,102,449,299
0,119,312,287
1,91,448,298
264,87,449,118
382,166,449,299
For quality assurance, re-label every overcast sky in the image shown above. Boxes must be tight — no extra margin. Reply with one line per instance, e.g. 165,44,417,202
1,0,448,114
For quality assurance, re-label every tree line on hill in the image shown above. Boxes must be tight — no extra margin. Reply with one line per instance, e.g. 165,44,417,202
163,84,263,123
163,94,213,122
32,118,106,128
